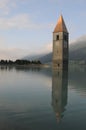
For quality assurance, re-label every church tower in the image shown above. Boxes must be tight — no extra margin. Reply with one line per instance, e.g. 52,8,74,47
53,15,69,69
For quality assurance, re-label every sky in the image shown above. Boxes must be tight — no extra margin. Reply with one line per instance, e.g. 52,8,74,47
0,0,86,60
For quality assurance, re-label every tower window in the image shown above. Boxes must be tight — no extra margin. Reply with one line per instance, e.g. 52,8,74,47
56,35,59,40
64,35,68,41
58,63,60,67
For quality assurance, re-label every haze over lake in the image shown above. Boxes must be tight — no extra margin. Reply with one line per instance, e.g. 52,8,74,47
0,66,86,130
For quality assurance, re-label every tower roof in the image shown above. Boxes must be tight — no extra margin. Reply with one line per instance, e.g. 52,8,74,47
53,15,68,33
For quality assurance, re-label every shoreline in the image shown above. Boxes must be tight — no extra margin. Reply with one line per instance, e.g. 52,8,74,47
0,64,51,68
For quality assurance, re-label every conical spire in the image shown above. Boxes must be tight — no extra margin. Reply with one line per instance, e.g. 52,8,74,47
53,15,68,33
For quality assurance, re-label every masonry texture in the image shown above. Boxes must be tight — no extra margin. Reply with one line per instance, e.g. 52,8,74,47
53,15,69,69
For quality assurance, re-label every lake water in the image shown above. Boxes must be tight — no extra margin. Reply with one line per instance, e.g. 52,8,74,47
0,65,86,130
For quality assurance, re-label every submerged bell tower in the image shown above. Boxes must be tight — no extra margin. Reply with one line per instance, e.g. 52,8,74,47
53,15,69,69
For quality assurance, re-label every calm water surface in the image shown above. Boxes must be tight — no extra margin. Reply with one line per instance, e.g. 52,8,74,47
0,66,86,130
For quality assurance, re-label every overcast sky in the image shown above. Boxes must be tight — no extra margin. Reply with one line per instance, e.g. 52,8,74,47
0,0,86,60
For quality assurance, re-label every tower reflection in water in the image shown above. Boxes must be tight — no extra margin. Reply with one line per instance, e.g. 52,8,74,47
52,69,68,123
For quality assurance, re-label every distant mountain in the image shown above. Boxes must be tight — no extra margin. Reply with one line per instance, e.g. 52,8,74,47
23,53,46,61
23,35,86,63
23,52,52,63
69,35,86,61
37,53,52,63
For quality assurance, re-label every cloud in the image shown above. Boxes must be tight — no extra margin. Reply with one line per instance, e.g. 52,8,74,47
40,42,52,54
71,35,86,45
0,0,53,30
0,13,53,30
0,48,35,60
70,35,86,52
0,14,30,29
0,36,33,60
0,35,52,60
0,44,52,60
0,36,8,49
0,34,86,60
0,0,17,15
40,35,86,54
0,0,9,10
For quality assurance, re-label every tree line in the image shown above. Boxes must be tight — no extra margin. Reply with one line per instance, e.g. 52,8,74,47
0,59,41,65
